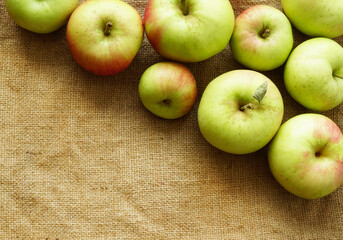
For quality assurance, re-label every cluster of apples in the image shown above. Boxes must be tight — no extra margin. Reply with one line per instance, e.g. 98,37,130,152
5,0,343,200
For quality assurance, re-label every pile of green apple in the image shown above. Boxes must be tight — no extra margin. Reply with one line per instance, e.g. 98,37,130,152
5,0,343,199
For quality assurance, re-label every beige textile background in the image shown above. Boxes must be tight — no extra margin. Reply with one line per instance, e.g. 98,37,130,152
1,0,343,239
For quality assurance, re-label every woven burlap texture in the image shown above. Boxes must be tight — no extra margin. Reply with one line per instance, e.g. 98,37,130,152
1,0,343,239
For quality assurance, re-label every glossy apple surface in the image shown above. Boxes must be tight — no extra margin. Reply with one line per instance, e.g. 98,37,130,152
284,38,343,111
144,0,235,62
139,62,197,119
268,114,343,199
230,5,293,71
281,0,343,38
67,0,144,76
198,70,284,154
5,0,78,33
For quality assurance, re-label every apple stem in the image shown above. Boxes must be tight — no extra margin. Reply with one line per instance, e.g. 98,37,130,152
181,0,188,15
240,81,268,111
104,22,113,36
261,28,271,38
240,103,254,111
333,74,343,80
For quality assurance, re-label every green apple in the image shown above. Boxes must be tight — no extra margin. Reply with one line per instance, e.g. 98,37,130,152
67,0,144,76
281,0,343,38
5,0,78,34
144,0,235,62
230,5,293,71
268,113,343,199
198,70,284,154
284,38,343,111
139,62,197,119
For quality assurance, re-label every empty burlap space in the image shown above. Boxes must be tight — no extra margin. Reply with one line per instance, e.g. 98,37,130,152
1,0,343,239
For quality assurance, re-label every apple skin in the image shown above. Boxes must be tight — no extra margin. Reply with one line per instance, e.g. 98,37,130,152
284,38,343,111
268,114,343,199
144,0,235,62
67,0,144,76
139,62,197,119
230,5,293,71
5,0,78,34
281,0,343,38
198,70,284,154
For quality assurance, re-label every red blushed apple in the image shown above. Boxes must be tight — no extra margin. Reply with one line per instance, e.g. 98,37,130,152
66,0,144,76
268,114,343,199
229,5,293,71
144,0,235,62
139,62,197,119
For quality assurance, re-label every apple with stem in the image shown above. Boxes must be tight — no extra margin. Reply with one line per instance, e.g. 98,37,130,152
198,70,284,154
144,0,235,62
268,113,343,199
230,5,293,71
67,0,144,76
139,62,197,119
5,0,79,34
281,0,343,38
284,37,343,111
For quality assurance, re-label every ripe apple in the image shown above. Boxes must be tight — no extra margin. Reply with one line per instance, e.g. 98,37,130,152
144,0,235,62
230,5,293,71
139,62,197,119
284,37,343,111
268,114,343,199
281,0,343,38
198,70,284,154
67,0,144,76
5,0,78,34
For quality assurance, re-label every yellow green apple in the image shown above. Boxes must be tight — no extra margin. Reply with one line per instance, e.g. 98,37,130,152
284,38,343,111
144,0,235,62
5,0,78,33
198,70,284,154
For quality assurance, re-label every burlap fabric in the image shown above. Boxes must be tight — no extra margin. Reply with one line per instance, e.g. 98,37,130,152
1,0,343,239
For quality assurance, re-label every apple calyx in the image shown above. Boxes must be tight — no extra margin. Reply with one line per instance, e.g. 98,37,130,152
163,99,172,105
240,81,268,111
315,150,322,158
180,0,189,15
260,28,271,39
104,22,113,36
315,143,328,158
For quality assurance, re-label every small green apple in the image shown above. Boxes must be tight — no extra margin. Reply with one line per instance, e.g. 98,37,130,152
139,62,197,119
281,0,343,38
230,5,293,71
284,37,343,111
198,70,284,154
5,0,79,34
144,0,235,62
67,0,144,76
268,113,343,199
